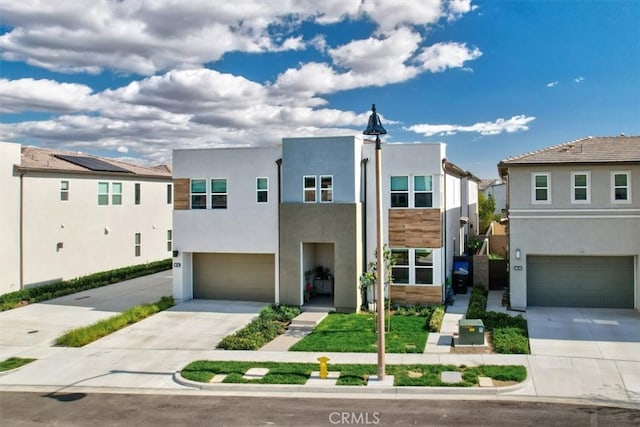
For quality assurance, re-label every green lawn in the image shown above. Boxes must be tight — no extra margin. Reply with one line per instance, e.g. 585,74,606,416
181,360,527,387
289,312,428,353
0,357,36,372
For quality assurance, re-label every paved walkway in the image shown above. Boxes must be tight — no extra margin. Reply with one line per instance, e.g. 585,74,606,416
0,277,638,408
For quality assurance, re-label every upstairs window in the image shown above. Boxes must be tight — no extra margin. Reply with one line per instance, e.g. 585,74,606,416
112,182,122,205
211,178,227,209
612,172,631,203
257,177,268,203
304,176,316,203
414,176,433,208
135,183,141,205
98,182,109,206
572,172,590,203
320,176,333,203
167,184,173,204
390,176,409,207
532,173,550,203
190,179,207,209
60,181,69,201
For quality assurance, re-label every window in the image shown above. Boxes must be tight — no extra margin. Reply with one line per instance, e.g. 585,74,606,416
167,230,172,252
257,177,268,203
135,183,141,205
167,184,173,204
211,178,227,209
414,249,434,284
60,181,69,201
390,176,409,207
98,182,109,206
304,176,316,203
112,182,122,205
320,176,333,203
391,249,409,284
190,179,206,209
532,173,550,203
414,176,433,208
612,172,631,202
134,233,141,257
571,172,590,203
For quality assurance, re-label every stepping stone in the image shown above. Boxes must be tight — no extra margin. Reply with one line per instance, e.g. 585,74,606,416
306,371,340,386
243,368,269,380
367,375,395,387
210,374,227,383
441,371,463,384
478,376,493,387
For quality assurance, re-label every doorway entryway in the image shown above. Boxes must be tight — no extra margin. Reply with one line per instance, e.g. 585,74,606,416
302,242,335,308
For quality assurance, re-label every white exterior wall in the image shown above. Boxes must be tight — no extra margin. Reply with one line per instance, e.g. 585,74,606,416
444,173,462,277
0,142,22,294
21,172,173,287
172,146,281,301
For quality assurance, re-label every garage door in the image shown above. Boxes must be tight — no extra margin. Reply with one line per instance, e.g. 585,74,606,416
193,253,275,302
527,256,634,308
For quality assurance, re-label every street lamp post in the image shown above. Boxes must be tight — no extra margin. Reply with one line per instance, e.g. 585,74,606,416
363,104,387,381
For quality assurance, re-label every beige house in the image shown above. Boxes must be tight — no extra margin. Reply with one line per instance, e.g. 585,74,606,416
498,136,640,310
0,142,173,295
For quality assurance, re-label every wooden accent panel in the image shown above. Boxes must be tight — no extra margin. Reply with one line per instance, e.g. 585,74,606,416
390,285,442,305
389,209,442,248
173,178,190,210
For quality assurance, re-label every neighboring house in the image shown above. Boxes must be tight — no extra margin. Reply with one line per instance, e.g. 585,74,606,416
0,142,174,295
479,178,506,215
498,136,640,310
172,135,479,312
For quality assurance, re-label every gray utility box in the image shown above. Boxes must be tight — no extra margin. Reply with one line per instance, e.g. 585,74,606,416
458,319,485,345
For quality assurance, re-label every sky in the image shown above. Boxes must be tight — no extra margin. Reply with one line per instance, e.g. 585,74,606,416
1,0,639,179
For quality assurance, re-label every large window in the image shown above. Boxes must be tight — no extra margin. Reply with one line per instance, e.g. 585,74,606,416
390,176,409,207
98,182,109,206
190,179,207,209
390,248,435,285
414,176,433,208
304,176,316,203
211,178,227,209
257,177,268,203
320,175,333,203
60,181,69,201
112,182,122,205
532,173,550,203
571,172,590,203
612,172,631,203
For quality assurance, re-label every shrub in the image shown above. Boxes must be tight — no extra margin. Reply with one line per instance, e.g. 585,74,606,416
481,311,527,332
0,259,172,311
492,327,530,354
428,306,445,332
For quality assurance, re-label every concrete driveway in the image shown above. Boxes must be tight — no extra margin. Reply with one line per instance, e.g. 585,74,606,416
526,307,640,361
86,299,267,350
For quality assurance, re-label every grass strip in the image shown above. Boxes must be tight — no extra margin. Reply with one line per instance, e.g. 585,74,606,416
289,312,428,353
0,357,36,372
181,360,526,387
0,259,172,312
54,296,174,347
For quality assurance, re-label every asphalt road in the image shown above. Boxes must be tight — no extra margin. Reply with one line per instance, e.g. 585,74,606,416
1,392,639,427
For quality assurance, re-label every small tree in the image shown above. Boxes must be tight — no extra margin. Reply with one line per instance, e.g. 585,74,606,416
478,192,497,233
359,245,396,331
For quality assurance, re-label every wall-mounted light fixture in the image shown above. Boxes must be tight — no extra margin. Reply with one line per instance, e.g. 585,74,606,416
172,250,179,258
56,242,64,251
515,249,521,260
104,227,110,235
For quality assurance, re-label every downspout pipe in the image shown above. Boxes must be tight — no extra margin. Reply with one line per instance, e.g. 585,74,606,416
19,169,26,290
441,159,447,302
276,159,282,305
361,158,369,273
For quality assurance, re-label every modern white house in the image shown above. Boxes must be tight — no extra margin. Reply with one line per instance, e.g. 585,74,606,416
0,142,174,296
172,135,479,312
498,136,640,310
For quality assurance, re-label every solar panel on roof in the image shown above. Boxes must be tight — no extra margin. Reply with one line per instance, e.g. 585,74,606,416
54,154,132,173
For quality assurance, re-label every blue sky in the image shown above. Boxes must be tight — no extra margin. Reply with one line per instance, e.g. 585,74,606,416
1,0,638,178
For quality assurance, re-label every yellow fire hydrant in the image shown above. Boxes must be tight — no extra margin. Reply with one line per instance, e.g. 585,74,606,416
317,356,330,379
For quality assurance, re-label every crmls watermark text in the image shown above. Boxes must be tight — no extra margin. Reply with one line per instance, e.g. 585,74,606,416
329,412,380,425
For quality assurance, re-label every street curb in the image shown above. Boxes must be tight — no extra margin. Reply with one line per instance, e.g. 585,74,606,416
173,370,527,396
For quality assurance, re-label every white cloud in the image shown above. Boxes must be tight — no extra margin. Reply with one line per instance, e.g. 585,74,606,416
0,78,96,113
406,115,536,136
416,42,482,72
546,81,559,88
574,76,584,83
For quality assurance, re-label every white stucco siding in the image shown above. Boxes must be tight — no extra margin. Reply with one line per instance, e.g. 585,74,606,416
21,173,173,286
0,142,22,294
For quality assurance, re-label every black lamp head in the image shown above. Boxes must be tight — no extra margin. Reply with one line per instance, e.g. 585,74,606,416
363,104,387,136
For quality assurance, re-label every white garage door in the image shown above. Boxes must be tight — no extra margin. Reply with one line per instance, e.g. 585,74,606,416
527,256,634,308
193,253,275,302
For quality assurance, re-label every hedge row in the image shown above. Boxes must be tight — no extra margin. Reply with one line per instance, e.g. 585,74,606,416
0,259,172,311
